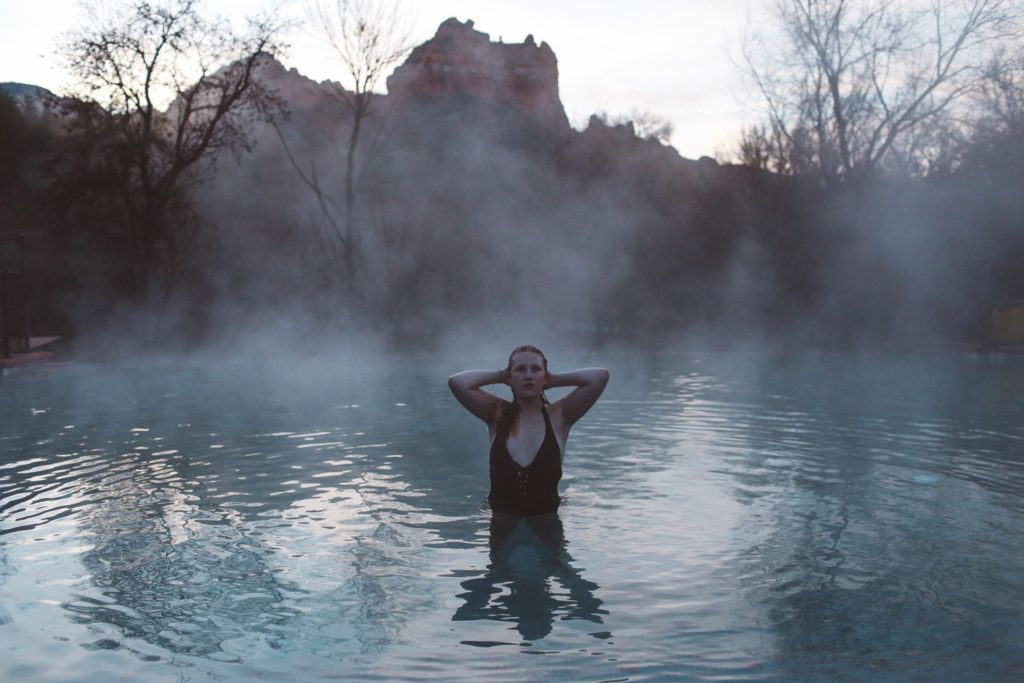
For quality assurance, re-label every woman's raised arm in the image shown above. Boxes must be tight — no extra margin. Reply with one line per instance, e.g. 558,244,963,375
448,369,507,424
548,368,610,427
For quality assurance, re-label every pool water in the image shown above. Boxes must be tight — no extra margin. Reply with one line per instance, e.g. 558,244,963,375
1,352,1023,681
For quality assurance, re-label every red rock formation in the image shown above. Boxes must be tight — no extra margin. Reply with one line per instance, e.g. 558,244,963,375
248,52,349,114
386,18,570,132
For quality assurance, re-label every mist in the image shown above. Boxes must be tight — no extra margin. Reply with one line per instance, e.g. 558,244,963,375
1,16,1022,365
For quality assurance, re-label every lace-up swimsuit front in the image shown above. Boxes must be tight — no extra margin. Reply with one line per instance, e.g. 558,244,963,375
488,406,562,515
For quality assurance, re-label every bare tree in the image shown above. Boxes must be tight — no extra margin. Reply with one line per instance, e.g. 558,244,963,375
740,0,1024,183
597,109,675,143
737,124,787,171
278,0,413,285
978,47,1024,135
622,109,675,143
58,0,282,301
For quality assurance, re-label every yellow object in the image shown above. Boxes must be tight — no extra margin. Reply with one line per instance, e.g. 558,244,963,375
992,301,1024,346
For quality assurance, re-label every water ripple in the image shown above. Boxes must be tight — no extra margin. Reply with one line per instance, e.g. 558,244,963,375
1,356,1022,681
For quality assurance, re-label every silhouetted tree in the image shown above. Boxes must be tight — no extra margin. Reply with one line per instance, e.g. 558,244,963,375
978,47,1024,135
616,109,675,143
741,0,1024,183
0,93,34,190
57,0,282,305
590,109,675,144
277,0,412,286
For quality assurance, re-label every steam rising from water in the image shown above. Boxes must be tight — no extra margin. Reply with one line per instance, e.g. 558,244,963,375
26,33,1022,360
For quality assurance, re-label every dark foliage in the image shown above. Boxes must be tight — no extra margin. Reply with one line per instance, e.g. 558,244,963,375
54,0,282,310
6,20,1024,352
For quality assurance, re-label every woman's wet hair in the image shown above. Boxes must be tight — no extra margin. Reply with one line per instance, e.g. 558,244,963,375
506,345,548,373
496,345,550,436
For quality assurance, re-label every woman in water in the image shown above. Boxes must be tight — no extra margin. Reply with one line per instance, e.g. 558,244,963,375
448,346,609,515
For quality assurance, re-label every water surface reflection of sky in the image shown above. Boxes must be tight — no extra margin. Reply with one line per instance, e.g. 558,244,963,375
1,354,1022,680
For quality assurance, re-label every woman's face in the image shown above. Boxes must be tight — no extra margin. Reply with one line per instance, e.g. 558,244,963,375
508,350,548,400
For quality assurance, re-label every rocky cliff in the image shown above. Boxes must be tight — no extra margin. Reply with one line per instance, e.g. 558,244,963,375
1,82,62,115
386,18,570,133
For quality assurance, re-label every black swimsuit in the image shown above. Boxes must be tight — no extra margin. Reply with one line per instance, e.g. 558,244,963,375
488,406,562,515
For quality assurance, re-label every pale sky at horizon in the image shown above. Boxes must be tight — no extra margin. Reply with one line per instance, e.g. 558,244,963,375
0,0,758,159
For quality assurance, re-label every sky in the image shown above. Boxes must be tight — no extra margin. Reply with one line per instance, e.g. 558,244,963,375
0,0,756,159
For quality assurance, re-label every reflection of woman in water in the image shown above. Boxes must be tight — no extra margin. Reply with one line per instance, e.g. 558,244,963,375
447,345,609,515
452,511,607,641
448,347,610,640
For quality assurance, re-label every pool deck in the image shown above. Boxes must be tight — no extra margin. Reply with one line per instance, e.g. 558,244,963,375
0,350,56,369
0,337,62,370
